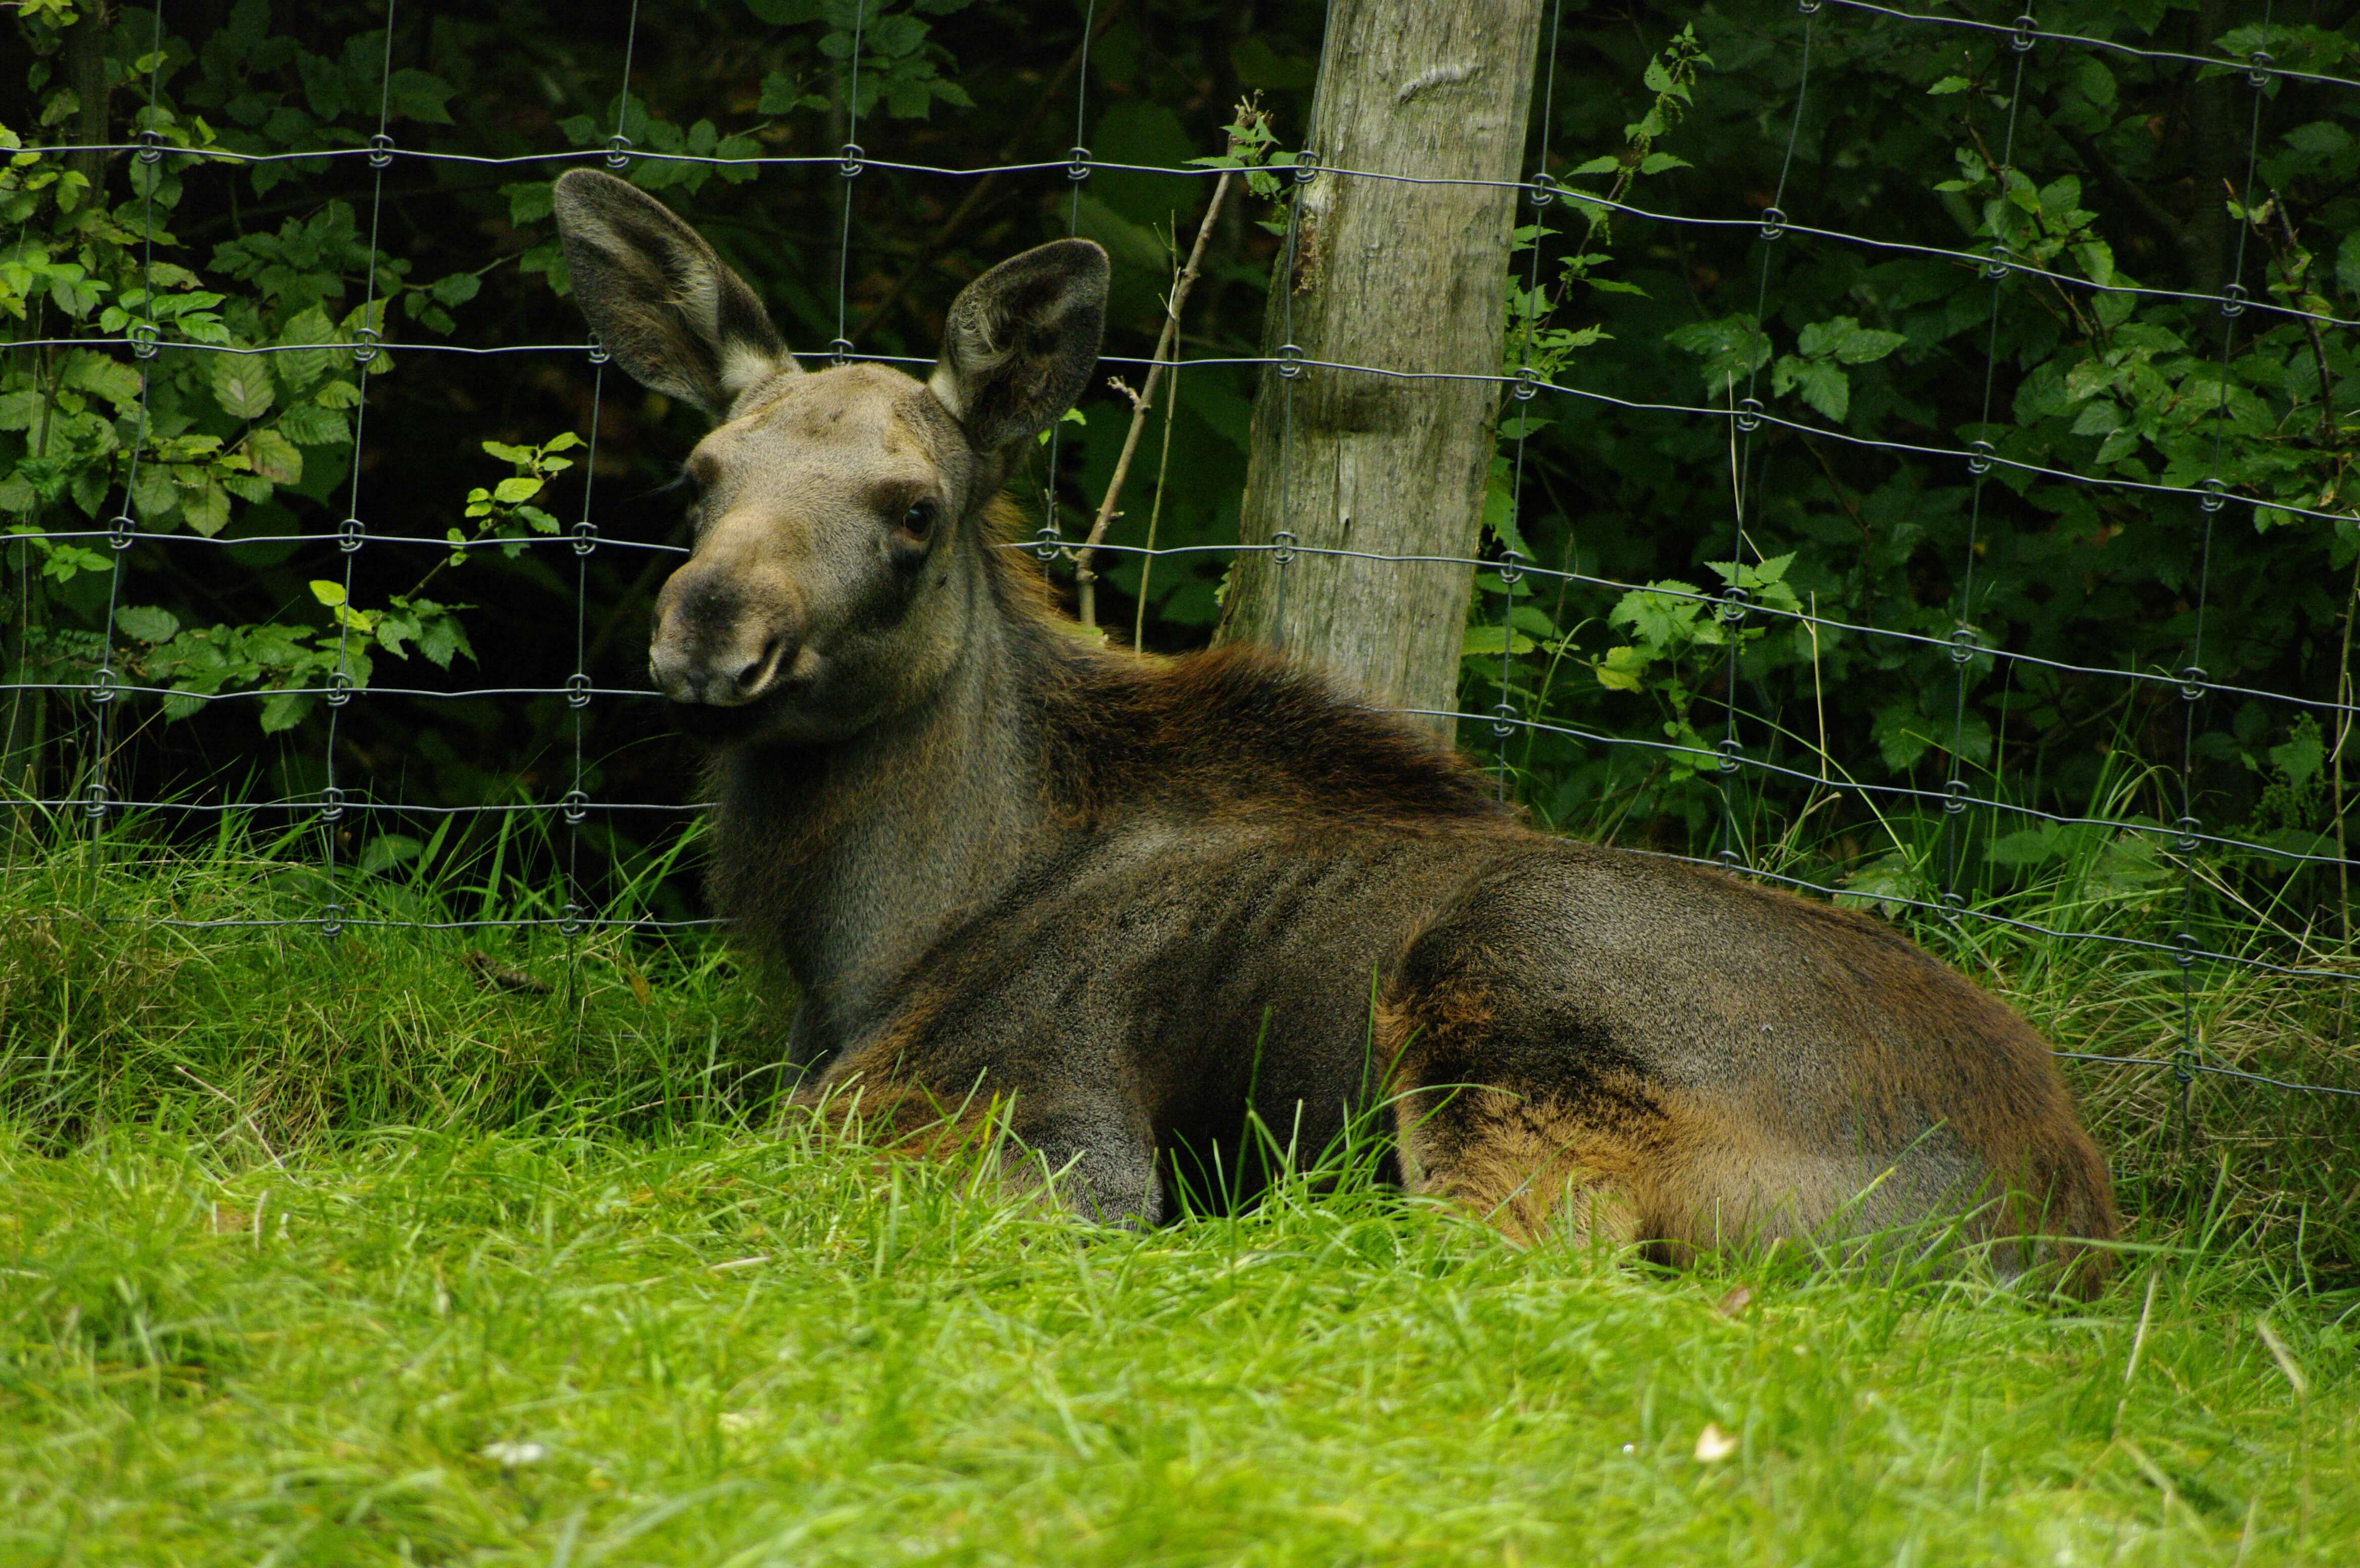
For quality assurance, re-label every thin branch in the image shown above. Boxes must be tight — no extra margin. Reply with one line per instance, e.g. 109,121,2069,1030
1075,165,1236,630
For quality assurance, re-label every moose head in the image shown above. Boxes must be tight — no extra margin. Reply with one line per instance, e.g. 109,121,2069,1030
550,168,1108,745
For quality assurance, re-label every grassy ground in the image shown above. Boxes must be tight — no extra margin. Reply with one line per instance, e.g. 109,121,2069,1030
3,828,2357,1564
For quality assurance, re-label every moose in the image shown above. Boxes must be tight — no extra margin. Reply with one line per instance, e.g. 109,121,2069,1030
551,169,2121,1292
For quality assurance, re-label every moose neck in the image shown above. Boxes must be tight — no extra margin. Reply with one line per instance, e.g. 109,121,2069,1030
706,562,1056,1057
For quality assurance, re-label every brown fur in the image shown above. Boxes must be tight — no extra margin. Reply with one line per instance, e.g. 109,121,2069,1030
553,173,2124,1297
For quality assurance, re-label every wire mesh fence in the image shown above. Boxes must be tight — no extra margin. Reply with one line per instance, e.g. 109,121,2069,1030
5,0,2356,1133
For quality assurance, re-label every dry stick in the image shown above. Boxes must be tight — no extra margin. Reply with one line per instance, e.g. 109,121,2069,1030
1075,167,1235,631
1130,332,1181,652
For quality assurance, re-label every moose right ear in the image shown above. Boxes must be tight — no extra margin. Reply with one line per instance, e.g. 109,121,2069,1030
927,238,1109,453
551,169,796,419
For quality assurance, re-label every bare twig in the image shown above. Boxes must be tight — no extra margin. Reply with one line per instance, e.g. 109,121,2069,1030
1075,165,1237,630
2264,195,2337,447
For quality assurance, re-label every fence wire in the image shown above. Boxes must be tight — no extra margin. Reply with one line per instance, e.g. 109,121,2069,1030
4,0,2356,1114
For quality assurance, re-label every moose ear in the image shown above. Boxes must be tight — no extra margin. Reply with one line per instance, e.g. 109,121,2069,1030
926,239,1108,453
551,168,796,419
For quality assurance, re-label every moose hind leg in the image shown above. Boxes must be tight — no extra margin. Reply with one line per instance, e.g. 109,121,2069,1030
1391,1075,1642,1250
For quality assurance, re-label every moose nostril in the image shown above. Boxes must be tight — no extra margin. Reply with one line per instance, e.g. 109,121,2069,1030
734,636,784,695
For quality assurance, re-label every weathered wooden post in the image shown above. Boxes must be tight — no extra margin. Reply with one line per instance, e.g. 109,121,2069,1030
1214,0,1544,738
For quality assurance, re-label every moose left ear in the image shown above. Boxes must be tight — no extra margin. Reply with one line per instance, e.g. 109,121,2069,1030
926,238,1109,453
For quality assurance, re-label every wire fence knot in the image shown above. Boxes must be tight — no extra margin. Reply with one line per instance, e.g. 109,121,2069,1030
562,790,589,826
1734,397,1762,433
1275,342,1304,380
2172,930,2199,970
572,520,598,556
585,331,610,365
1527,169,1557,208
1291,150,1320,185
82,781,111,819
2219,283,2247,319
1491,701,1518,739
606,134,633,170
368,132,395,169
1717,584,1750,624
1948,626,1977,665
840,142,866,179
1065,145,1091,181
1796,0,1821,13
352,326,381,365
127,320,160,359
320,902,345,939
1271,529,1298,566
1031,523,1062,563
1716,737,1742,775
565,673,592,710
2246,50,2276,88
2198,476,2227,513
1943,777,1969,815
136,127,164,165
1511,365,1540,402
326,670,354,708
2011,14,2038,52
1498,548,1524,586
1758,205,1786,241
88,667,116,706
339,517,365,554
2175,814,2201,853
1968,438,1995,475
2177,664,2207,701
561,903,586,937
1983,243,2012,281
319,786,346,823
109,514,137,552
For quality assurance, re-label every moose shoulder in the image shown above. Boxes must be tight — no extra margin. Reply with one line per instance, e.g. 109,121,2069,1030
551,169,2121,1293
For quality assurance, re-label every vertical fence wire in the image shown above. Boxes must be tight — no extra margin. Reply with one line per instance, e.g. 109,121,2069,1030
2173,25,2278,1150
1716,2,1819,870
1937,17,2036,922
83,2,172,837
315,6,400,942
1032,0,1099,564
562,1,643,1025
831,0,868,367
1494,0,1568,798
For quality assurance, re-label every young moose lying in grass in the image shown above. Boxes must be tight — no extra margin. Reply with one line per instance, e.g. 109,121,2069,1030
552,170,2122,1294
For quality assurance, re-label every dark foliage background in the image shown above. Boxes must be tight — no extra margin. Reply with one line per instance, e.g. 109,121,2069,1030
4,0,2356,934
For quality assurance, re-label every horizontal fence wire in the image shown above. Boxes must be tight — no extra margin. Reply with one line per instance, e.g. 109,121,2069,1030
3,0,2354,1112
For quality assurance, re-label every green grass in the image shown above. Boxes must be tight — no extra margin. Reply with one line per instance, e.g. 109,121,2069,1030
3,824,2358,1564
4,1126,2354,1566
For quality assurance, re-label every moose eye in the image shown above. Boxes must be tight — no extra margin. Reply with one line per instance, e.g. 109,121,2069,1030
900,501,937,538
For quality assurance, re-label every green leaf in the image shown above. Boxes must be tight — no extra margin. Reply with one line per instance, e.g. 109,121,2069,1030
387,69,457,125
1461,624,1537,660
1566,155,1620,177
248,427,303,486
184,479,231,537
2337,230,2360,297
1772,354,1849,422
1592,645,1651,693
273,305,337,394
491,475,543,505
61,350,144,413
1928,76,1972,95
278,402,350,447
259,690,313,733
1872,703,1936,772
2271,728,2325,789
1796,316,1908,365
115,605,181,644
1665,314,1769,397
310,580,348,609
428,271,481,308
1637,152,1691,175
211,354,275,420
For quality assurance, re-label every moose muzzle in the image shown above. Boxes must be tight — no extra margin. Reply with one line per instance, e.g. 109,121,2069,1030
649,564,802,709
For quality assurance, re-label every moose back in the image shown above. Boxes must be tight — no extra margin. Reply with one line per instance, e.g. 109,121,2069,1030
552,169,2121,1291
